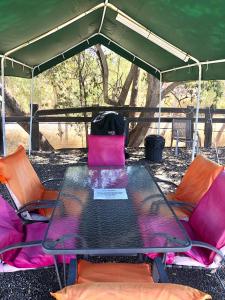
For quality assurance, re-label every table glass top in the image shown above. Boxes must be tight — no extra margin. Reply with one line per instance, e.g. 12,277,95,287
43,165,191,255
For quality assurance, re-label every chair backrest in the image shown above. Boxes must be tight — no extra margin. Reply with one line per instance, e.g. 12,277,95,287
172,119,192,140
0,145,44,208
169,154,224,205
77,260,152,284
52,274,211,300
189,170,225,260
88,135,125,166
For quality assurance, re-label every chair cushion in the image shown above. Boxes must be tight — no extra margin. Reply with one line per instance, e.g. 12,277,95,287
189,170,225,263
168,155,223,205
88,135,125,166
0,195,23,262
77,260,152,284
0,145,44,208
51,282,211,300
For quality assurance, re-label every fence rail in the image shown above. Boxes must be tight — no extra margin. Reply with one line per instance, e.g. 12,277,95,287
2,105,225,150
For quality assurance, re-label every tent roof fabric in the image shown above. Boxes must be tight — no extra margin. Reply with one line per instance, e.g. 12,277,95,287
1,0,225,81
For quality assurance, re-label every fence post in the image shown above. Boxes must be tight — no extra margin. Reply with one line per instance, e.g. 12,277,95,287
31,104,40,151
204,107,213,148
186,105,194,136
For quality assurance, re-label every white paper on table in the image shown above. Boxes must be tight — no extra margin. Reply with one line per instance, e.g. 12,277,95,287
93,188,128,200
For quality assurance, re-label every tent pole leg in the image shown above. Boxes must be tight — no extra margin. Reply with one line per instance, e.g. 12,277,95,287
191,64,202,161
28,69,35,156
157,72,162,136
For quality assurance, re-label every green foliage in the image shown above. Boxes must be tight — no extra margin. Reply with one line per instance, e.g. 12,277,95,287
164,80,224,108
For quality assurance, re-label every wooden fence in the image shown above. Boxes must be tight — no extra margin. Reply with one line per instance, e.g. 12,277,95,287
2,105,225,151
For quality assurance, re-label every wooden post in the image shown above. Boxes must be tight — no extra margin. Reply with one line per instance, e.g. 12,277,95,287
31,104,40,151
186,106,194,136
204,107,213,148
123,105,130,146
186,106,194,147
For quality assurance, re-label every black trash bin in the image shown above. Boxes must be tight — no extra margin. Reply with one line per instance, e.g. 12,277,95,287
145,135,165,162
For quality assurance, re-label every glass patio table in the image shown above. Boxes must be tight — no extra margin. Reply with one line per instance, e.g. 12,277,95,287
42,165,191,256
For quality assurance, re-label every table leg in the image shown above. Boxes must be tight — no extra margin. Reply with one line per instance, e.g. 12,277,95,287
54,255,63,290
67,258,77,286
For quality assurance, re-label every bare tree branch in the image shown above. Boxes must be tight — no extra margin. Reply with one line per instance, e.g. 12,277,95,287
118,64,137,106
162,81,183,99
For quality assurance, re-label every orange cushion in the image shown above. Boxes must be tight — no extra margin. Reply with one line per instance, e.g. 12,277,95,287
51,282,211,300
168,155,224,205
0,145,44,207
77,260,153,284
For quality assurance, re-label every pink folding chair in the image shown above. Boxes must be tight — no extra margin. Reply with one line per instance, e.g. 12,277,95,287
88,135,125,166
144,171,225,268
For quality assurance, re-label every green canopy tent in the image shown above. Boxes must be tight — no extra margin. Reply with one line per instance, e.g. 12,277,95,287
1,0,225,158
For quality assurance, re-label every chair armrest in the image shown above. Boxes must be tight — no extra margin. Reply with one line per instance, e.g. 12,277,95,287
41,178,63,185
17,199,59,215
0,240,42,255
192,241,225,262
154,177,178,188
152,257,169,283
149,199,194,215
169,200,195,214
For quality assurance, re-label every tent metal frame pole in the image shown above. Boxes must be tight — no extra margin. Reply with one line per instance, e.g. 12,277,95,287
36,33,99,70
36,32,160,76
1,56,7,156
98,0,108,33
0,54,32,70
28,68,35,156
191,63,202,161
157,73,162,135
162,58,225,75
161,63,197,74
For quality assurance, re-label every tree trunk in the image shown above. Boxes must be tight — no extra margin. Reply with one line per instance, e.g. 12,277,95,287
128,74,160,147
128,76,182,147
77,53,89,147
0,84,54,151
95,44,136,106
129,66,140,130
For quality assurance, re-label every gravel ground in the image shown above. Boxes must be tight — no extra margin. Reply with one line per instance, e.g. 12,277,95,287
0,147,224,300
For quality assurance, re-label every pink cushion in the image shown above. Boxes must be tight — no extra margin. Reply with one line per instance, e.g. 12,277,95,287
189,170,225,263
181,221,211,265
88,135,125,166
0,195,75,269
0,195,23,261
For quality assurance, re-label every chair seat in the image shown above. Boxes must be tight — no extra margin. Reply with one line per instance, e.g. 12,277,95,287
181,221,212,265
0,195,74,270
